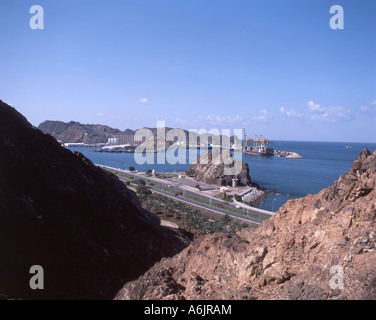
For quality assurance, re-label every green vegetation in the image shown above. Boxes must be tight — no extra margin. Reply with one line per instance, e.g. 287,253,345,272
150,183,176,194
186,168,195,177
134,179,146,185
154,172,179,179
215,193,233,202
183,193,212,206
136,185,152,197
104,167,269,222
139,192,249,238
234,194,242,202
129,166,135,172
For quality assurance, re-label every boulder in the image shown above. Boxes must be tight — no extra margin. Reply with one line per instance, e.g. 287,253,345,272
188,151,251,186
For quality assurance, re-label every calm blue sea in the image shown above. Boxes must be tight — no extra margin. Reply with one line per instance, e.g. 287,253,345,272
69,141,376,212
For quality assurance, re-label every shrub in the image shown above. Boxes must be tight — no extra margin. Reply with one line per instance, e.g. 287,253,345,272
134,179,146,185
129,166,135,172
234,194,242,202
136,185,152,196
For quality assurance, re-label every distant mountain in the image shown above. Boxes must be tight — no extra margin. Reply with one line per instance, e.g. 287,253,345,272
38,120,240,146
37,121,189,145
38,120,134,144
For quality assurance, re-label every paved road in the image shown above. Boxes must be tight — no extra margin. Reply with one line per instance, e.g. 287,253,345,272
99,165,273,225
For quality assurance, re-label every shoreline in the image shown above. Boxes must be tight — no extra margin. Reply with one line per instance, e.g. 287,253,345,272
119,168,269,211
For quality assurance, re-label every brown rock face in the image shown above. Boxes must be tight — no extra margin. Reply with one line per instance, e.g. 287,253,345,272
38,120,129,144
188,151,251,186
0,100,189,299
116,148,376,300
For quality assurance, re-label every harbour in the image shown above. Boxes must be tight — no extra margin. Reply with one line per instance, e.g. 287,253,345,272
242,129,303,159
69,140,376,212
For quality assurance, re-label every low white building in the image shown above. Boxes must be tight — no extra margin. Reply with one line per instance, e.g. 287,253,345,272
107,138,119,146
64,143,85,147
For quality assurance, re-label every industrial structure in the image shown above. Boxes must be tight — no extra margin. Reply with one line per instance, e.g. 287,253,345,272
242,129,274,156
114,133,135,145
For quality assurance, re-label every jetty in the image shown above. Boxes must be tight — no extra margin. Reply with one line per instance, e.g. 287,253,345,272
242,129,303,158
274,150,303,159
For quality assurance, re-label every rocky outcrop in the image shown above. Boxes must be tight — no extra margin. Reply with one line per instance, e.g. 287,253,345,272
241,187,266,206
188,151,252,186
0,100,189,300
38,120,131,144
116,148,376,300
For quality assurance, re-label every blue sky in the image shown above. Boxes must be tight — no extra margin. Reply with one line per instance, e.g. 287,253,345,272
0,0,375,142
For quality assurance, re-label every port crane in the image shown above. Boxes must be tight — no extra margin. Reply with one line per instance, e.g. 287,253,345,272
242,129,274,156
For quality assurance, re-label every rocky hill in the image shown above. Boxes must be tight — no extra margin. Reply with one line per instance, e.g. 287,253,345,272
116,148,376,300
38,120,132,144
0,100,189,299
188,151,252,186
38,120,239,146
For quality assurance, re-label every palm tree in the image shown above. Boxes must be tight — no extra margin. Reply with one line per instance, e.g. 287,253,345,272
220,214,232,229
186,210,208,238
154,202,162,215
229,221,244,234
144,201,152,210
169,201,177,218
150,202,158,214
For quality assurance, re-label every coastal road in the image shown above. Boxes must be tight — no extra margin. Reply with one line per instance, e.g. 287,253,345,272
99,165,273,225
116,175,263,226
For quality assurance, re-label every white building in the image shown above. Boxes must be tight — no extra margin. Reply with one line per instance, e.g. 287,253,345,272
64,143,85,147
107,138,119,146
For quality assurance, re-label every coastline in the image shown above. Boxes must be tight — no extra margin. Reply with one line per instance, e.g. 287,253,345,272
67,141,376,213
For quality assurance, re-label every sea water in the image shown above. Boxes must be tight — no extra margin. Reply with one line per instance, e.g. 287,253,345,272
69,141,376,212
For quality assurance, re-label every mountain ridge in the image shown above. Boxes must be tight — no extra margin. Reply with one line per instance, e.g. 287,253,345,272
38,120,127,144
38,120,239,145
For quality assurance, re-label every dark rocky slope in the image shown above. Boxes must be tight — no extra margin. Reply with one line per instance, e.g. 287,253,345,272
116,148,376,300
0,100,189,299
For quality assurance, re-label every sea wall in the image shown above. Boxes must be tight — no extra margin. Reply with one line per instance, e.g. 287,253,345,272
241,187,266,206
